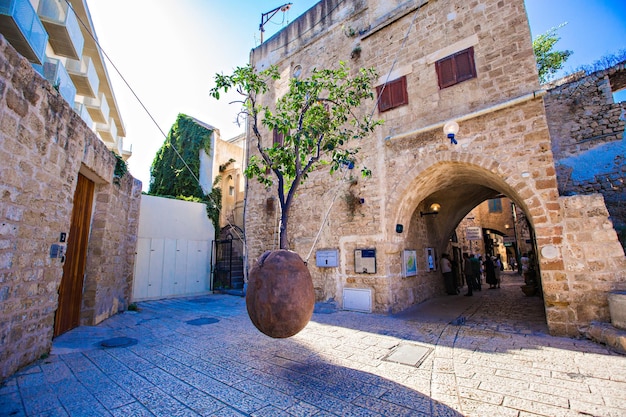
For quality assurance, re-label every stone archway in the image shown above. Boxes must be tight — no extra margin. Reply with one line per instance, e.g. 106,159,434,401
386,157,550,317
384,154,624,336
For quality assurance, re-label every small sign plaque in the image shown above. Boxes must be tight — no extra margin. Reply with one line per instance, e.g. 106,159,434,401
466,226,482,241
316,249,339,268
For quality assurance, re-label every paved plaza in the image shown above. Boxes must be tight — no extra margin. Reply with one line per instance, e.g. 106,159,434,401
1,272,625,416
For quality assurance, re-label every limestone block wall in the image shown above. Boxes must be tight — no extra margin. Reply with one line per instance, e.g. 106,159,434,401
544,63,626,240
0,37,141,380
544,195,626,335
244,0,625,336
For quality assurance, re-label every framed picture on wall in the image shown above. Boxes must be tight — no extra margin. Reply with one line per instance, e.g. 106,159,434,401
403,250,418,277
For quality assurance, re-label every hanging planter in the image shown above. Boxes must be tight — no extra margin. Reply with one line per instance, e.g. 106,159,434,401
246,250,315,338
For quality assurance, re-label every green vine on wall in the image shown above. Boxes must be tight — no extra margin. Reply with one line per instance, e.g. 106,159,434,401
148,113,221,229
112,151,128,185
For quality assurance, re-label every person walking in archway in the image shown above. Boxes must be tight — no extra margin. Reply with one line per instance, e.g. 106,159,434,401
470,254,482,292
494,254,502,288
486,256,497,289
463,253,475,296
441,253,455,295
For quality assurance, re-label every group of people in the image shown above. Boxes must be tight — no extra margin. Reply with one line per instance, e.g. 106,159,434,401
440,252,505,296
459,253,503,296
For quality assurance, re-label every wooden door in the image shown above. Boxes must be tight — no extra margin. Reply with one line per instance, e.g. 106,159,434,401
54,174,94,336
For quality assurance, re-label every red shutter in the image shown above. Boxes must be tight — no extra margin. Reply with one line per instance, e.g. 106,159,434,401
389,76,408,107
455,47,476,82
377,84,392,112
377,76,408,113
436,47,477,89
436,56,456,89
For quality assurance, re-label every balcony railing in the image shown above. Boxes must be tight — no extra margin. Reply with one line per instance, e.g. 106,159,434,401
34,57,77,105
37,0,83,60
65,55,99,98
74,102,94,130
97,117,118,145
0,0,48,64
82,92,110,124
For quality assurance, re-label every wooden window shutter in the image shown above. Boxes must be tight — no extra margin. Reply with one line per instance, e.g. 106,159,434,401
436,56,456,89
455,47,476,82
376,76,409,113
436,47,477,89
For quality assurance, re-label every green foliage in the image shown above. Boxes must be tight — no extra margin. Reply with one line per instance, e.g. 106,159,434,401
533,23,573,84
112,151,128,178
148,113,221,229
211,62,382,249
575,49,626,75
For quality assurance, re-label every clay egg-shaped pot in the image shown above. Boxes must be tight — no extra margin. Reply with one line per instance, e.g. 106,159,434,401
246,250,315,338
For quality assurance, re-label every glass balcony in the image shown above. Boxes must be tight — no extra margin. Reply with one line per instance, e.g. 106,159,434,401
35,56,77,105
65,55,99,98
0,0,48,64
97,117,118,145
37,0,84,60
74,102,94,130
82,92,110,124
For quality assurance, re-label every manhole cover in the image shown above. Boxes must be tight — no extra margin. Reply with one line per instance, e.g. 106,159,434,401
383,343,432,367
189,297,215,304
186,317,219,326
100,337,138,348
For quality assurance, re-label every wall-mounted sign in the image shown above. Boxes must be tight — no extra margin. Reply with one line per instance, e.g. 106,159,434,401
316,249,339,268
466,226,482,241
425,247,437,271
503,236,516,244
403,250,417,277
355,248,376,274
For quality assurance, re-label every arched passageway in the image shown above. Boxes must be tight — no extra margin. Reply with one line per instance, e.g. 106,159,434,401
391,160,546,326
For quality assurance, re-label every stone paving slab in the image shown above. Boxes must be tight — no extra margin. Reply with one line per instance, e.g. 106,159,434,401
1,273,625,416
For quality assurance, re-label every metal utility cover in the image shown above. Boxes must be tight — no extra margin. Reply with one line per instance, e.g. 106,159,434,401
186,317,219,326
100,337,138,348
383,343,432,367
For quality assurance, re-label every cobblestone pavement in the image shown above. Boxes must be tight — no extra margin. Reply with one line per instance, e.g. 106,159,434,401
1,272,625,416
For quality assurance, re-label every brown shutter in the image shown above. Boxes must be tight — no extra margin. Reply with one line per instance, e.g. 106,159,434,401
390,76,409,107
436,56,456,89
377,84,392,112
377,76,408,112
455,47,476,82
436,47,477,89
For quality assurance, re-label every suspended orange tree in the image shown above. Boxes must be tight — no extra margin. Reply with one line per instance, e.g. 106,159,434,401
210,62,381,338
211,62,381,250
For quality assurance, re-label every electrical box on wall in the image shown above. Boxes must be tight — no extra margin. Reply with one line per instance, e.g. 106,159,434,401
316,249,339,268
355,248,376,274
426,247,437,271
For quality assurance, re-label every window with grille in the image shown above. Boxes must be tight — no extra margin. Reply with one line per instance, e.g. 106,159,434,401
435,47,477,89
376,76,408,112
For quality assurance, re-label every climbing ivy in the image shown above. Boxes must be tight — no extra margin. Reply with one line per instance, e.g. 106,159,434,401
148,113,221,229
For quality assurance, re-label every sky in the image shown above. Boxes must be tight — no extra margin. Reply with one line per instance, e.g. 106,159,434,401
84,0,626,191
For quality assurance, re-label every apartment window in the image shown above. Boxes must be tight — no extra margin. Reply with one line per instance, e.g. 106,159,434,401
488,198,503,213
435,47,477,89
376,76,408,112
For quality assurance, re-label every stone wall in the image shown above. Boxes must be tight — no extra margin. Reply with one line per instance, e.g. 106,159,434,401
244,0,626,336
544,63,626,242
0,36,141,380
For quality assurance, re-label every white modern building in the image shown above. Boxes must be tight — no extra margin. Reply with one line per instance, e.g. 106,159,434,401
0,0,130,159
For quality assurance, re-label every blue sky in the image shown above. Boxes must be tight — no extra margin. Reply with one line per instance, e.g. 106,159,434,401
84,0,626,190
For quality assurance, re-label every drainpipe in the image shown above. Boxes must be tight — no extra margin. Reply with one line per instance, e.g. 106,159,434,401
384,89,547,142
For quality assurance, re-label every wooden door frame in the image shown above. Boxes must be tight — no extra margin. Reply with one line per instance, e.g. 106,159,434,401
54,174,95,336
